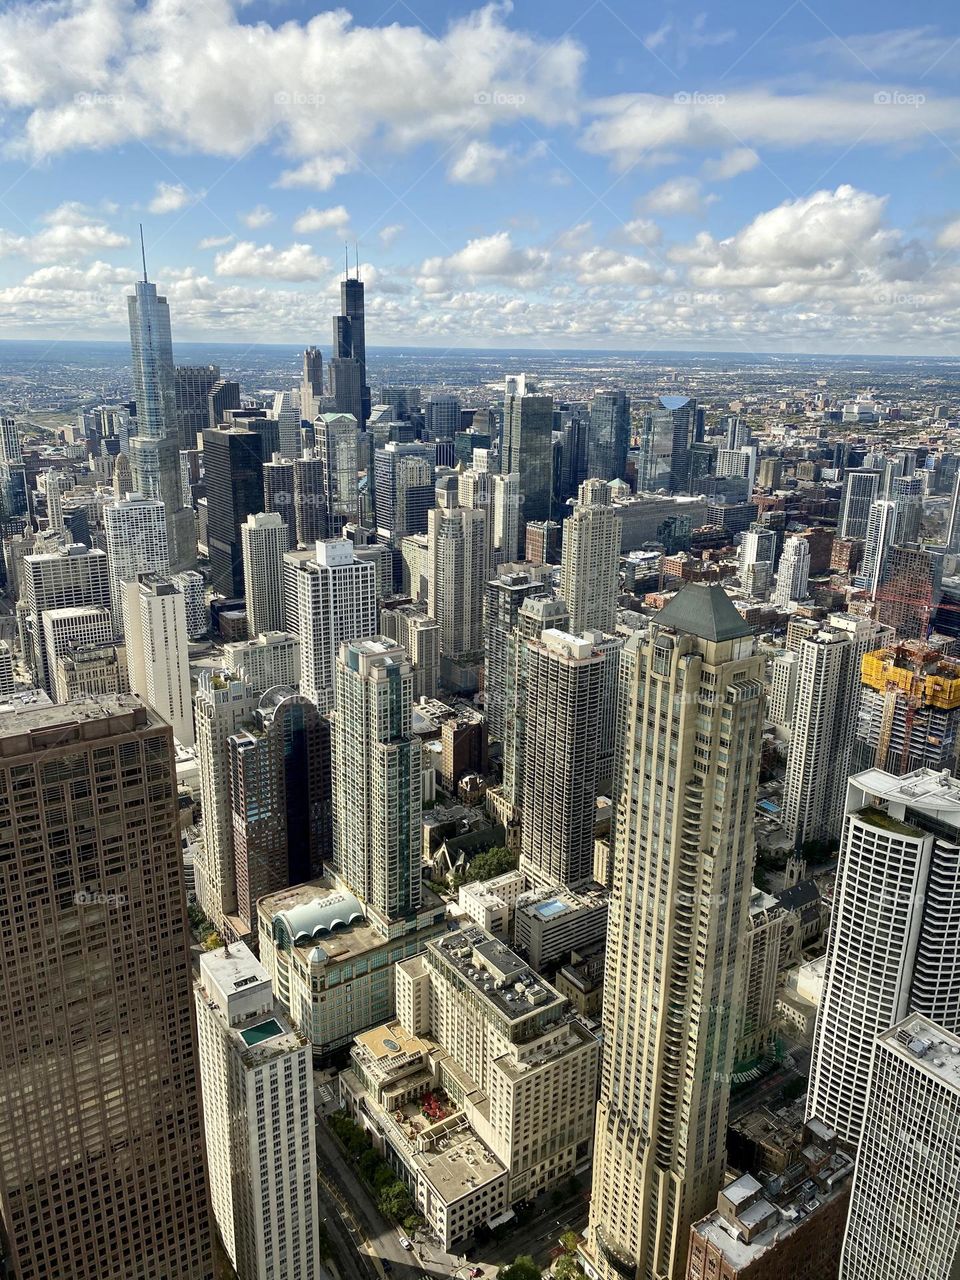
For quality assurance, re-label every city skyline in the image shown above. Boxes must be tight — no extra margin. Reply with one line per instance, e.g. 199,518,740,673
0,3,958,353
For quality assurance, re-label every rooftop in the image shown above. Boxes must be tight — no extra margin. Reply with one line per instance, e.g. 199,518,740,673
655,582,753,642
852,767,960,825
881,1014,960,1091
429,926,566,1023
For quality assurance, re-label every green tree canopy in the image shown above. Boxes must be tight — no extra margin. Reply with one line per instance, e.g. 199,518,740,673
465,846,518,883
498,1256,542,1280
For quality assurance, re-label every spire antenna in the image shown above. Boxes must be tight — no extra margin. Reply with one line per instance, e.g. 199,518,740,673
344,242,348,281
139,223,147,282
355,242,359,280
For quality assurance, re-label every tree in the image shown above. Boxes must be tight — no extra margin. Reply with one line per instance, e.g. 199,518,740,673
559,1232,581,1255
498,1256,542,1280
377,1181,413,1222
554,1256,584,1280
465,846,518,884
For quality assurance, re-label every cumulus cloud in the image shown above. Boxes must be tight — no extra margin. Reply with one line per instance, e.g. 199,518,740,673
214,240,331,281
198,233,234,249
148,182,202,214
240,205,274,229
418,231,550,293
701,147,759,180
0,0,583,190
0,202,130,262
574,248,664,286
937,219,960,250
379,223,404,247
448,139,510,184
621,217,662,246
640,177,715,216
292,205,351,235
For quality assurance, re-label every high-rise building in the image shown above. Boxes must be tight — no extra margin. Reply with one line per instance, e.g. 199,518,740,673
559,478,621,633
194,668,259,934
854,644,960,774
889,472,923,545
0,695,214,1279
332,637,423,919
122,573,194,747
127,273,194,567
172,567,209,638
41,605,118,703
373,442,434,539
263,456,296,548
0,414,29,522
301,347,323,427
427,475,487,662
491,471,521,566
858,498,902,595
783,615,890,850
807,768,960,1146
636,395,698,494
103,491,169,629
484,571,545,743
839,470,882,541
225,631,302,696
520,628,606,889
772,534,810,608
839,1013,960,1280
207,378,241,429
315,412,361,536
195,943,321,1280
241,511,287,637
42,467,73,534
587,389,631,483
502,374,554,525
283,539,377,711
333,274,369,424
175,364,220,448
585,583,765,1280
0,639,14,698
379,604,441,700
424,394,462,440
22,543,112,693
292,448,327,546
328,359,364,429
272,389,302,461
203,427,265,598
739,523,778,599
229,688,332,936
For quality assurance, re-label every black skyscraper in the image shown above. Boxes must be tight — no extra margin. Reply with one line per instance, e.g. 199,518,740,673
202,427,264,597
333,272,370,424
174,364,220,448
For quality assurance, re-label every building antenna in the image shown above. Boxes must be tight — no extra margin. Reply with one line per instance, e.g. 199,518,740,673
344,242,348,281
355,242,360,281
139,223,147,282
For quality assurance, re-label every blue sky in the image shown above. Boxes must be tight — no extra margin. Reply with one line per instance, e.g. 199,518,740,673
0,0,958,354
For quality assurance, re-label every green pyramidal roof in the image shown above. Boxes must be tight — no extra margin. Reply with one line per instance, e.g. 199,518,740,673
655,582,752,642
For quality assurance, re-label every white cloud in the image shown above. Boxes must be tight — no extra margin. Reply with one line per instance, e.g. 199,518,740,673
448,139,510,184
148,182,201,214
21,260,129,289
214,240,331,281
292,205,351,235
240,205,274,229
701,147,759,180
581,89,960,169
937,219,960,250
621,217,662,246
198,233,234,249
574,248,664,286
0,202,130,262
418,231,550,293
378,223,404,247
640,177,715,216
0,0,583,193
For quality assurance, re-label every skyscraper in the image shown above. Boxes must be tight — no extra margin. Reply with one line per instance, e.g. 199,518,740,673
839,1014,960,1280
241,511,287,637
587,389,631,483
585,584,764,1280
484,571,545,743
0,695,214,1280
559,478,621,633
424,393,462,440
127,270,195,567
301,346,323,426
194,668,259,933
427,476,487,662
22,543,112,694
502,374,554,525
739,523,778,599
272,389,302,461
520,628,606,889
173,567,209,638
195,943,321,1280
103,491,169,629
783,614,889,850
379,604,442,700
283,538,377,711
853,644,960,774
771,534,810,608
315,412,361,536
333,273,370,424
0,414,29,523
636,395,698,494
122,573,194,748
203,427,265,598
807,768,960,1146
175,363,220,448
229,688,332,936
491,471,521,566
332,637,422,919
292,448,327,546
208,377,241,429
373,441,434,539
839,470,881,540
263,456,296,548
